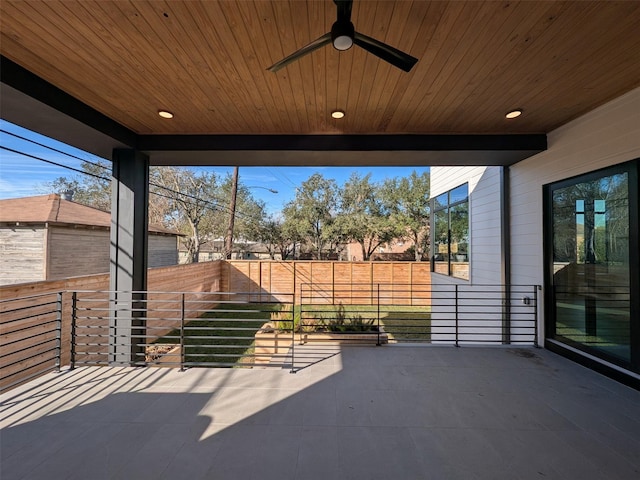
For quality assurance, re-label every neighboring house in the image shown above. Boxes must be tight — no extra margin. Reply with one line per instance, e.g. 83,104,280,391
345,239,419,262
178,240,281,263
0,194,181,285
429,87,640,382
178,242,224,264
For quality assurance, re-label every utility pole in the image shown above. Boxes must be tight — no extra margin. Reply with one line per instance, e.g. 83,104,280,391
224,166,239,259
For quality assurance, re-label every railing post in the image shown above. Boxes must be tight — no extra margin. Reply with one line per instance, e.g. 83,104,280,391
376,284,381,346
55,292,63,372
290,293,296,374
503,284,512,345
534,285,540,348
180,293,186,371
455,285,459,347
70,291,77,370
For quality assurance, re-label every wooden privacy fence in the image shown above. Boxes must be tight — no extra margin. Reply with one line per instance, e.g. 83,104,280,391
222,261,431,304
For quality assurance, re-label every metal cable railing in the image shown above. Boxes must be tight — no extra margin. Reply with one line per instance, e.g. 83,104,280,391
2,283,540,387
299,283,539,347
70,290,297,372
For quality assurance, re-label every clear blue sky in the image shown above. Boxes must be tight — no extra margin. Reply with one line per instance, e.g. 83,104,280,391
0,120,429,215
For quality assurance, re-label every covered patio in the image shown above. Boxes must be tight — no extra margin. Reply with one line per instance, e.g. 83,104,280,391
2,344,639,480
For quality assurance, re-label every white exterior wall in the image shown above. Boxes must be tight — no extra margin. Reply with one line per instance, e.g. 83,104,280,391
431,166,503,285
510,86,640,343
430,166,505,343
431,88,640,346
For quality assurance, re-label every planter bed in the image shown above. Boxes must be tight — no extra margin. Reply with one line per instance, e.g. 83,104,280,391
254,322,387,364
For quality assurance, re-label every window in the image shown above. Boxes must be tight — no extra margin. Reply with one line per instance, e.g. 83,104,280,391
431,183,469,280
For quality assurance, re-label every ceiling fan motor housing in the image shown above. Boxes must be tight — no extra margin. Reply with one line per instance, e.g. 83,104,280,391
331,20,355,50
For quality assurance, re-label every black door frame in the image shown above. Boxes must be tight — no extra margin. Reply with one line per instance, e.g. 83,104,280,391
543,158,639,388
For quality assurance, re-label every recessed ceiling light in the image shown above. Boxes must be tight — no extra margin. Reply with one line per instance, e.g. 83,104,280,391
331,110,345,119
158,110,174,119
505,109,523,119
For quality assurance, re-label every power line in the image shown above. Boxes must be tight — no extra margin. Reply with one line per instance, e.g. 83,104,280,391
2,129,275,218
0,145,261,220
0,128,109,169
0,146,110,181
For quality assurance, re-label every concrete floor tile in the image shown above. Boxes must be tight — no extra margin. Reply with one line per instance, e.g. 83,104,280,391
337,426,427,480
2,346,640,480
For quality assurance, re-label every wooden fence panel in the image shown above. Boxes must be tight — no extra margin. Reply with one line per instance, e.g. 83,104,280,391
223,261,431,306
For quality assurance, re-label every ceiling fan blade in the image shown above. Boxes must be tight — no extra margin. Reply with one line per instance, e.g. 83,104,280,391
353,32,418,72
267,33,332,72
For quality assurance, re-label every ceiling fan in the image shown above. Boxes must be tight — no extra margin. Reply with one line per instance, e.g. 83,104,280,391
267,0,418,73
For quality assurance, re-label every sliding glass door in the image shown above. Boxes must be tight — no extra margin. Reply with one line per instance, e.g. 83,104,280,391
545,160,638,372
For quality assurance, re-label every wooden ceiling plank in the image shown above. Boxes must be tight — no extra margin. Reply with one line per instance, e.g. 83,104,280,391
2,0,639,136
343,0,380,132
148,0,244,133
324,3,342,134
350,0,386,132
143,2,255,133
398,1,483,131
204,0,280,133
287,0,317,132
80,0,208,133
354,0,408,133
261,0,305,132
498,2,640,132
422,1,535,132
441,1,562,132
374,1,445,132
307,0,328,132
269,0,312,132
363,0,415,133
255,0,303,133
235,0,295,132
79,0,222,134
457,2,607,132
2,1,155,133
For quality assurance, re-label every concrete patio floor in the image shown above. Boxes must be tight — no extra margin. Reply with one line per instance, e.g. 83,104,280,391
1,345,639,480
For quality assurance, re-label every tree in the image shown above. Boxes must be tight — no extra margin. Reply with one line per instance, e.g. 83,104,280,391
258,216,300,260
335,172,398,260
282,173,338,259
149,167,221,263
43,159,111,210
381,171,431,261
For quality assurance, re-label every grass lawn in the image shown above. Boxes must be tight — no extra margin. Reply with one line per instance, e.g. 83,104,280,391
153,302,432,367
155,303,282,367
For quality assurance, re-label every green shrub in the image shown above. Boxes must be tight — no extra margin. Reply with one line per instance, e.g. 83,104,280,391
270,304,296,332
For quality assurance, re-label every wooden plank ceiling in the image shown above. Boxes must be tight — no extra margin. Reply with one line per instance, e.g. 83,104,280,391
1,0,640,136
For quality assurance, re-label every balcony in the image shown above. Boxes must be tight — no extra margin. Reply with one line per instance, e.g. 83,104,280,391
2,344,640,479
1,262,639,479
